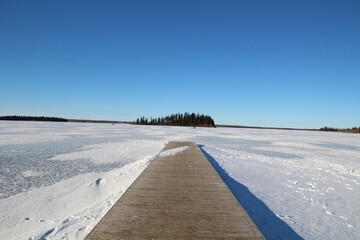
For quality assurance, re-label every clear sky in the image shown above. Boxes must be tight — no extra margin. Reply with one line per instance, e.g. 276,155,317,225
1,0,359,128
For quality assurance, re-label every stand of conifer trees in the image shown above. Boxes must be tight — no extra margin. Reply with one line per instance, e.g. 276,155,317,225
135,113,215,127
319,127,338,132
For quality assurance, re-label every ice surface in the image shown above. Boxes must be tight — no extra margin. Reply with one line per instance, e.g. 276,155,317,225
0,121,359,240
0,136,158,199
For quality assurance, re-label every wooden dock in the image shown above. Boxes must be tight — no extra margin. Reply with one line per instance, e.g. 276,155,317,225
85,141,265,240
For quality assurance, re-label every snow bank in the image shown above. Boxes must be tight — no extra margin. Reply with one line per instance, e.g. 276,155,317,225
0,158,152,240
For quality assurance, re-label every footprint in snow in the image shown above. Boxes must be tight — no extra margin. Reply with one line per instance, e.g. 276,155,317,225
75,226,92,238
95,178,106,186
39,228,57,239
63,218,70,224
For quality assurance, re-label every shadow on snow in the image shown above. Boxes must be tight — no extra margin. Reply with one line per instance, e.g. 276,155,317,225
199,145,303,240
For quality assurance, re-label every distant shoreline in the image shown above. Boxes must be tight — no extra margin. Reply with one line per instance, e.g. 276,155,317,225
208,124,359,134
1,116,358,134
67,119,132,124
216,124,317,131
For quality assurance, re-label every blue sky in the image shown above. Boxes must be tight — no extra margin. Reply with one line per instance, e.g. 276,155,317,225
1,0,359,128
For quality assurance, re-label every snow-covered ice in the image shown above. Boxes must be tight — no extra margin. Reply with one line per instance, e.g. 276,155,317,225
0,121,359,239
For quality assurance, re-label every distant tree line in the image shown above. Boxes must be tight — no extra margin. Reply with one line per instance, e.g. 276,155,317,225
344,127,360,134
351,127,360,133
0,115,68,122
319,127,338,132
135,113,216,127
320,126,360,134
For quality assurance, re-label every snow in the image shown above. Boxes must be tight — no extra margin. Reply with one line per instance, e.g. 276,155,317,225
50,141,158,164
0,121,359,240
158,146,190,157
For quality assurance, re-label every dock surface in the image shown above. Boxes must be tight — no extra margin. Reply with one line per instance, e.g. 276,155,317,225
85,141,265,240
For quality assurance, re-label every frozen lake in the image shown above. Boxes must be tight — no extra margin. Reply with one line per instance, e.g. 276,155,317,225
0,121,359,239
